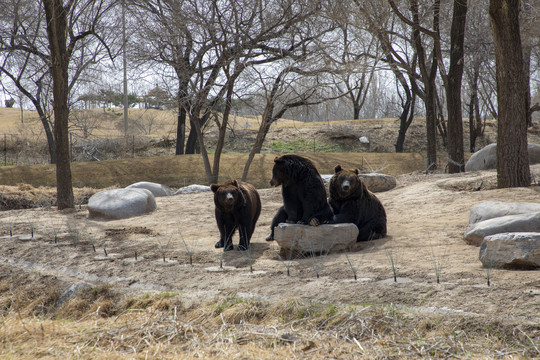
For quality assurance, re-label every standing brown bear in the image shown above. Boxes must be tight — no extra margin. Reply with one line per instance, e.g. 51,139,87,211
210,180,261,251
329,165,387,242
266,154,333,241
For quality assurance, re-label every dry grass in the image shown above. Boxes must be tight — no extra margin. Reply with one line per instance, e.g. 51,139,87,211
0,152,427,191
1,287,537,359
0,184,98,210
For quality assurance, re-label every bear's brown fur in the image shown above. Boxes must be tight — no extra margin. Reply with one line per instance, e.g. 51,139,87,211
329,165,387,241
210,180,261,251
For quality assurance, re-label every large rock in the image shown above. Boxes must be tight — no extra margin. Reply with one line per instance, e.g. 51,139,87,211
469,201,540,224
358,173,397,192
465,143,540,171
464,212,540,246
274,223,359,254
88,188,156,219
322,173,396,193
126,181,173,197
174,184,211,194
479,233,540,269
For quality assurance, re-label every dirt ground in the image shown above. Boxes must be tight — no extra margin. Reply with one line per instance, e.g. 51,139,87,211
1,164,539,333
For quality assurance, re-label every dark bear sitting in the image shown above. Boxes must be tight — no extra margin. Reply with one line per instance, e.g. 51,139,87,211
266,154,333,241
210,180,261,251
329,165,387,242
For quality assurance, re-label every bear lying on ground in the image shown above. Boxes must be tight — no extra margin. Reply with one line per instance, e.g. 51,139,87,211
329,165,387,242
210,180,261,251
266,154,333,241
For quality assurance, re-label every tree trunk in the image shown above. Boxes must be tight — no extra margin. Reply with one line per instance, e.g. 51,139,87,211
185,128,198,154
40,112,57,164
43,0,74,209
175,78,189,155
242,104,274,181
410,0,439,170
489,0,530,188
523,45,532,127
446,0,467,173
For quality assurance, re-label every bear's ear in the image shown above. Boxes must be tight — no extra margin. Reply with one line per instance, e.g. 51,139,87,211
210,184,219,193
274,156,280,163
231,179,239,187
334,165,342,173
354,168,359,175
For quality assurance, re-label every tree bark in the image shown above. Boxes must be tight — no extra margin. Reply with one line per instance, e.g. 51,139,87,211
446,0,467,173
489,0,530,188
43,0,74,209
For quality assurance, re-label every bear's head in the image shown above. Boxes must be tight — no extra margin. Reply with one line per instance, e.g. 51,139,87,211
210,180,245,211
331,165,369,198
270,155,314,187
270,156,289,187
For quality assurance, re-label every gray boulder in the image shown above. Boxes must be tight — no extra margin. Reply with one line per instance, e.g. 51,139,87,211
322,173,396,193
464,212,540,246
479,233,540,269
358,173,397,192
469,201,540,224
274,223,359,254
465,143,540,171
174,184,211,194
88,188,156,219
126,181,173,197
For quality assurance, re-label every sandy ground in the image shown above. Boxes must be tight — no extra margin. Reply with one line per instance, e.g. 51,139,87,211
1,166,540,331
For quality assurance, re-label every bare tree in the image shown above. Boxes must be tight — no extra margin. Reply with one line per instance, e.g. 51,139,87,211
389,0,440,169
41,0,119,208
489,0,530,188
43,0,74,209
0,0,120,167
241,65,339,181
133,0,327,184
0,1,56,162
444,0,467,173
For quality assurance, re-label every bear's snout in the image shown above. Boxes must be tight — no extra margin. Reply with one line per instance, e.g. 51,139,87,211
225,192,235,203
341,180,351,192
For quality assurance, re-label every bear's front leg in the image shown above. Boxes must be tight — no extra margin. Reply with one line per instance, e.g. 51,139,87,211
215,223,235,251
214,238,234,251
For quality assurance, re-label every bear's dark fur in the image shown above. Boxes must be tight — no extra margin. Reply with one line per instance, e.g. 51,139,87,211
266,154,333,241
210,180,261,251
329,165,387,242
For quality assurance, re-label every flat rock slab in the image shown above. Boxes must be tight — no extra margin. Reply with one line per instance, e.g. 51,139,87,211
464,212,540,246
479,232,540,269
469,201,540,224
126,181,173,197
88,188,156,220
274,223,359,254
